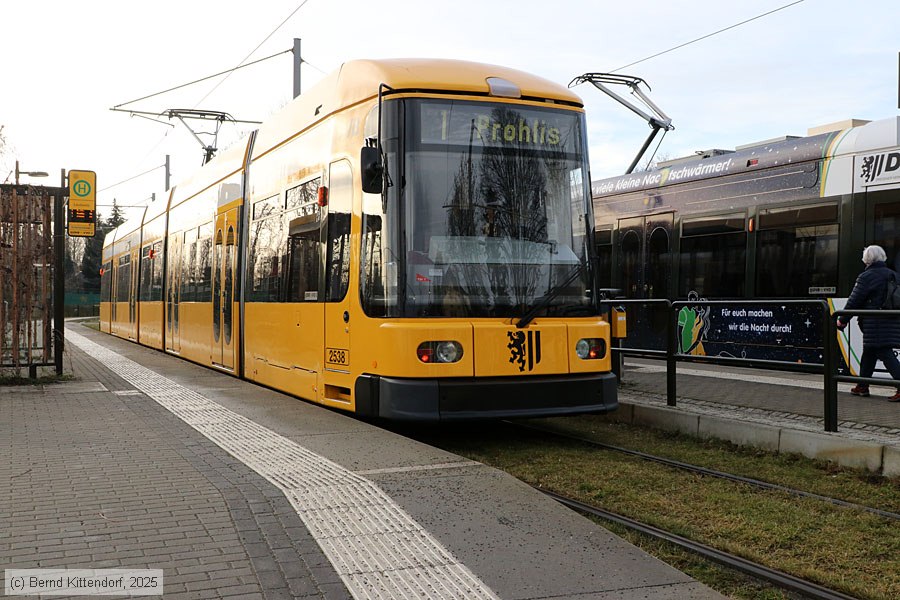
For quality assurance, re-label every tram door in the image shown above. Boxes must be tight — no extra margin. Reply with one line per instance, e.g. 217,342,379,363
617,213,673,349
128,247,139,340
322,160,353,406
618,213,673,299
111,260,118,326
212,209,238,370
165,233,182,353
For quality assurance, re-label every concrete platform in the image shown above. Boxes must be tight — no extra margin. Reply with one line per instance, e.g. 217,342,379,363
610,360,900,477
0,323,726,600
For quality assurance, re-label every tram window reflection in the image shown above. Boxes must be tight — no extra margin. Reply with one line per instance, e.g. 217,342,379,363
679,214,746,298
117,255,131,303
197,223,213,301
140,245,154,302
595,227,612,289
755,203,838,297
873,198,900,272
100,261,112,302
756,224,838,297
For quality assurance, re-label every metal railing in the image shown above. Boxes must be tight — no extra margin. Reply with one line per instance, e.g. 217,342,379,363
830,308,900,422
604,298,900,433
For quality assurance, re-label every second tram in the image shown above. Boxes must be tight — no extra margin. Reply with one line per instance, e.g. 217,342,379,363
591,116,900,374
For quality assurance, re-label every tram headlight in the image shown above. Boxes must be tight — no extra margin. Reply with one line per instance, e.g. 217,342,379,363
576,338,605,360
435,341,463,363
417,341,463,363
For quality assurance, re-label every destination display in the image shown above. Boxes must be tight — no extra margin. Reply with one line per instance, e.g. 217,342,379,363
419,102,579,153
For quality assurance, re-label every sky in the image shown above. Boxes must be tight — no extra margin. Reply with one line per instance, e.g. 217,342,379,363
1,0,898,223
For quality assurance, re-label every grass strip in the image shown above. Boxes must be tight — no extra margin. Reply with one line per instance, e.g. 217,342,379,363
408,421,900,600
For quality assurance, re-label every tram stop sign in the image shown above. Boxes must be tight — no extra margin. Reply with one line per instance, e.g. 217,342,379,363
68,170,97,237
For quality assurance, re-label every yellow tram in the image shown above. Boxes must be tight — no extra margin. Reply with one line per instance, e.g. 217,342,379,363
101,59,617,420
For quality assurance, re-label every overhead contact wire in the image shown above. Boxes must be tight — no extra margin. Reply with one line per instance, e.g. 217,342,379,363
611,0,806,73
194,0,312,107
112,49,292,110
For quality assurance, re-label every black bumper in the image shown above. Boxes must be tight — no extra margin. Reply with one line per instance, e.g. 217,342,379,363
354,372,618,421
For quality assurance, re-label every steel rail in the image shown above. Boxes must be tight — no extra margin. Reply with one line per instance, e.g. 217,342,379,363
506,421,900,521
509,422,900,522
540,488,860,600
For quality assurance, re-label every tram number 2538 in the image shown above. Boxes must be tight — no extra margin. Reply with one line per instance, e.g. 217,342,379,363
326,348,349,367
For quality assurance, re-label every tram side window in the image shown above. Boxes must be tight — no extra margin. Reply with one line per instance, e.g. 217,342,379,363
100,261,112,302
253,195,281,220
286,179,317,211
756,203,838,297
197,223,213,301
150,241,163,301
326,161,352,301
248,195,281,302
137,242,164,302
182,229,199,302
285,179,322,303
249,209,287,302
286,233,320,302
361,118,401,317
361,214,386,314
679,214,746,298
139,245,154,301
872,195,900,271
116,255,131,303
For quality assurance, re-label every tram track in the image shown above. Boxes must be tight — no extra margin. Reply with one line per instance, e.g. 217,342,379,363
538,488,860,600
393,417,898,599
507,420,900,522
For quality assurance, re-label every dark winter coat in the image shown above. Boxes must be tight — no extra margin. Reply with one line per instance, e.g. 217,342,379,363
844,261,900,348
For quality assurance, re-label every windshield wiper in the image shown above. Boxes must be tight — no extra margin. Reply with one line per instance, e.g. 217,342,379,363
516,261,587,329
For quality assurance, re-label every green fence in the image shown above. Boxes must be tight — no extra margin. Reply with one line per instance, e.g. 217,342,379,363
64,292,100,318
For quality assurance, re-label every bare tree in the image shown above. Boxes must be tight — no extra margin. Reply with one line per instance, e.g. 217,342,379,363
0,125,7,180
443,106,555,312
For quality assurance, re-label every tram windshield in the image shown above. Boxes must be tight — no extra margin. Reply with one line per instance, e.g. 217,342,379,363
362,98,595,318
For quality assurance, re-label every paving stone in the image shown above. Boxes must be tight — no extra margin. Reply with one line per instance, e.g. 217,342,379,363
1,328,346,599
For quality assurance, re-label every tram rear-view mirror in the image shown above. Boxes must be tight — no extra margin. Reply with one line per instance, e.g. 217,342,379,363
360,147,384,194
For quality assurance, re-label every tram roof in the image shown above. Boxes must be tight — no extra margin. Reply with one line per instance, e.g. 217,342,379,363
168,139,249,210
101,188,169,251
143,188,171,222
105,59,580,249
253,58,584,159
102,208,145,256
592,115,900,197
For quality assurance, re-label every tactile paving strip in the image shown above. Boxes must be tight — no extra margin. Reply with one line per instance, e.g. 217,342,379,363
67,329,498,600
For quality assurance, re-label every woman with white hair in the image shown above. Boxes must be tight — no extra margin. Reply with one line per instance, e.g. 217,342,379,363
837,244,900,401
